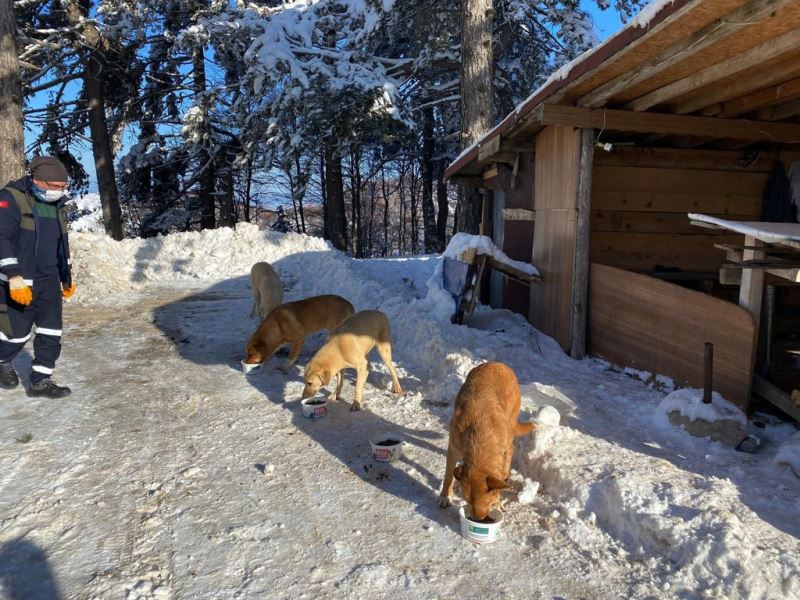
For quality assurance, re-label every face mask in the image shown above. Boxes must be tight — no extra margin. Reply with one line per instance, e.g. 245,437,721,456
32,184,68,203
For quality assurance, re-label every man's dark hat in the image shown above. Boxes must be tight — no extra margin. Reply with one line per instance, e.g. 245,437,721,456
29,156,68,182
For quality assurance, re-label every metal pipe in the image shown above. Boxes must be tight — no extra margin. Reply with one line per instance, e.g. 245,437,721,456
703,342,714,404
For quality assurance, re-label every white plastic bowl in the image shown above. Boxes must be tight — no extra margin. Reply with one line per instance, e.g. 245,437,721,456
242,361,263,375
369,435,403,462
301,397,328,419
459,506,503,544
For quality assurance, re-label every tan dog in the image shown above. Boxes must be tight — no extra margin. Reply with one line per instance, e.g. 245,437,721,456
301,310,403,411
437,362,534,520
244,295,354,372
250,262,284,320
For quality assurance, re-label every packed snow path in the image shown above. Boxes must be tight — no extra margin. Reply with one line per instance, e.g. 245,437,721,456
1,225,799,599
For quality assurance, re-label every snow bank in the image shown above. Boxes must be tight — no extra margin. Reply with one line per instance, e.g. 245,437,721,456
70,223,332,301
775,431,800,478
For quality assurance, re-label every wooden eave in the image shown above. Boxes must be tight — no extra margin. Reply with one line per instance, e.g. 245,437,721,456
447,0,800,180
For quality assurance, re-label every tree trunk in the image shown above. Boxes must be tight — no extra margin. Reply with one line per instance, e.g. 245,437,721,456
243,155,253,222
295,156,306,234
455,0,493,234
323,144,347,252
193,48,215,230
85,54,125,240
0,0,24,184
218,157,235,228
65,2,125,240
381,164,389,256
421,106,441,252
435,159,449,244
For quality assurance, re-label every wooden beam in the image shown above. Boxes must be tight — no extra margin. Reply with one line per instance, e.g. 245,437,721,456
485,256,541,284
669,56,800,116
502,208,535,221
482,165,499,180
756,97,800,121
707,76,800,118
578,0,796,109
535,104,800,143
624,28,800,112
570,129,594,359
739,235,765,403
753,374,800,424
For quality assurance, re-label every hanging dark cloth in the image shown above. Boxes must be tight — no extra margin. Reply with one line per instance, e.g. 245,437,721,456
761,161,796,222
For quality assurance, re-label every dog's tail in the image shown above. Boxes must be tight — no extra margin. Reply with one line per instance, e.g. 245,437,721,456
515,421,535,436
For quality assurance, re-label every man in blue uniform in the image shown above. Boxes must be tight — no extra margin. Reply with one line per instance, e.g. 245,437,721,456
0,156,76,398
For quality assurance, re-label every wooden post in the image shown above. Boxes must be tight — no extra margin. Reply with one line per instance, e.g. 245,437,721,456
703,342,714,404
570,129,595,359
738,235,765,408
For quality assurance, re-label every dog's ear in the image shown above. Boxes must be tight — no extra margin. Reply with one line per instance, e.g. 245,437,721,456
320,370,332,385
453,465,463,481
487,475,511,491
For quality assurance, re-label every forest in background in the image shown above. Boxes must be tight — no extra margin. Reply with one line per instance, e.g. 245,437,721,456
1,0,641,255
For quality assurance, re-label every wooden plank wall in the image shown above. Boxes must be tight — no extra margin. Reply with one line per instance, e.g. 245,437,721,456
529,126,581,350
588,263,755,409
590,147,776,272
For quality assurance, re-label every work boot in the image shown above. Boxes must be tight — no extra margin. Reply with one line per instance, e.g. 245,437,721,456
27,378,71,399
0,362,19,389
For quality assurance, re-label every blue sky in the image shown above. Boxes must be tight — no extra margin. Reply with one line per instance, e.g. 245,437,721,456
23,2,630,191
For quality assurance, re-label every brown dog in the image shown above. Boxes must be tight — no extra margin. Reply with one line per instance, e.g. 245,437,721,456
437,362,534,519
244,295,354,372
301,310,403,411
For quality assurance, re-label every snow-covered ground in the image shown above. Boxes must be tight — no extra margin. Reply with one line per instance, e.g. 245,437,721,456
1,224,799,599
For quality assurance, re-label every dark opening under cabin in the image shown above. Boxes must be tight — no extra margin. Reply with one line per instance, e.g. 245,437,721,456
446,0,800,418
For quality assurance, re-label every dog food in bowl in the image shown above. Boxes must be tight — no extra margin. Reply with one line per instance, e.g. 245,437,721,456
242,360,263,375
459,506,503,544
301,397,328,419
369,436,403,462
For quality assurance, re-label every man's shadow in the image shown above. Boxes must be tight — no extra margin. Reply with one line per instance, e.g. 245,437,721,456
0,538,61,600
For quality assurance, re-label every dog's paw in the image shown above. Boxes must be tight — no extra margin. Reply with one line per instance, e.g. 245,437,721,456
392,384,405,395
436,495,452,508
350,403,362,412
327,393,338,402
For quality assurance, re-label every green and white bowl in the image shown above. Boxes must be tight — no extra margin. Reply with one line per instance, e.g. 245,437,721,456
459,506,503,544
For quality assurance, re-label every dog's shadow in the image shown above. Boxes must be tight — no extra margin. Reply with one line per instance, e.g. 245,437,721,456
245,365,453,526
152,272,457,530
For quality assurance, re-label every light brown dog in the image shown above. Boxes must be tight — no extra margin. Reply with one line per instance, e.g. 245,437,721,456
250,262,284,321
301,310,404,411
244,295,354,372
437,362,534,520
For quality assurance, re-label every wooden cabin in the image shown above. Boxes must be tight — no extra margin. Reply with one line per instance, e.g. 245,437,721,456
446,0,800,414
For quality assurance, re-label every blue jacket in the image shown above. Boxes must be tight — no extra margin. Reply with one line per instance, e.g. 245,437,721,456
0,177,72,287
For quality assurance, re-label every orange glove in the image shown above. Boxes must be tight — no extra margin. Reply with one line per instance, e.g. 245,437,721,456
62,283,76,299
9,276,32,306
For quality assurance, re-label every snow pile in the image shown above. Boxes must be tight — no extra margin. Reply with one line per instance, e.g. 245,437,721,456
69,223,332,301
775,431,800,478
66,193,104,234
655,388,747,428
